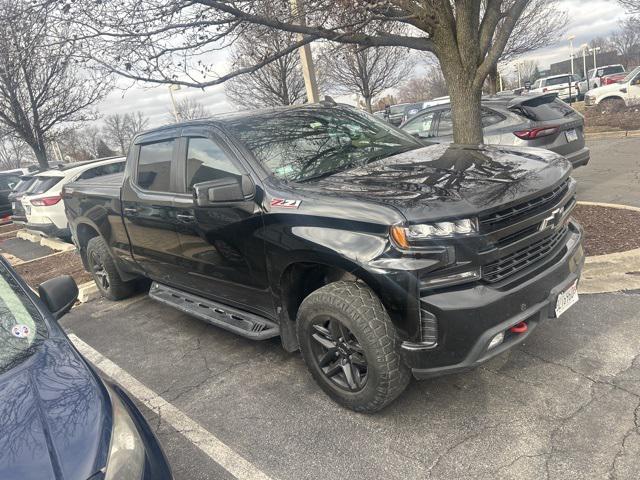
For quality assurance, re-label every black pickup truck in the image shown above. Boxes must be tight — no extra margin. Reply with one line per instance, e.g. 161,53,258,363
64,103,584,412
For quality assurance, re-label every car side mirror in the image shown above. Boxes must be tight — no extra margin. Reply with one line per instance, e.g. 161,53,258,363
193,175,255,206
39,275,78,320
620,87,628,94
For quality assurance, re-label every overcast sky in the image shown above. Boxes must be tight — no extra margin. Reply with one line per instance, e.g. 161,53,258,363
96,0,630,127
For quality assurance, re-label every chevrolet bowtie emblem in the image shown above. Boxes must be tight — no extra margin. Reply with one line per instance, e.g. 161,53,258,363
539,206,565,232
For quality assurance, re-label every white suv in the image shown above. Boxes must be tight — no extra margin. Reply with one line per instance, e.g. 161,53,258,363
21,157,125,239
530,74,581,101
584,66,640,109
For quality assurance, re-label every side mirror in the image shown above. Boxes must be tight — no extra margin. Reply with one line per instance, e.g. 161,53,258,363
620,87,628,94
39,275,78,320
193,175,255,206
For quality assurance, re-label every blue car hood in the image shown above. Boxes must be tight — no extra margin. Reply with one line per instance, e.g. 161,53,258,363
0,337,109,480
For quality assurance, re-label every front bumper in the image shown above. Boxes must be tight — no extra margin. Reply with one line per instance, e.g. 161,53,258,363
402,221,584,379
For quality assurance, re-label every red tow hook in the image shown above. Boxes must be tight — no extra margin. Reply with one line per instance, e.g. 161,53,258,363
510,322,528,334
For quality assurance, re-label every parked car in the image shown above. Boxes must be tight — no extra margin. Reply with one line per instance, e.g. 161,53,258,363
9,173,45,223
400,92,590,168
0,257,172,480
21,157,125,238
0,172,22,220
383,102,411,126
584,66,640,109
530,74,581,101
578,64,626,93
402,96,450,123
65,103,584,412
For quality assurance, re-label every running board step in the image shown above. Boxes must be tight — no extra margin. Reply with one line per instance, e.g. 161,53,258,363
149,282,280,340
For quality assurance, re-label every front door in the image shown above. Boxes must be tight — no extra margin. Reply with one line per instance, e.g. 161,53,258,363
171,129,273,318
120,134,183,283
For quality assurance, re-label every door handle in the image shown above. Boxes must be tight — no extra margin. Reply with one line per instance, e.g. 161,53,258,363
176,214,195,222
123,207,137,215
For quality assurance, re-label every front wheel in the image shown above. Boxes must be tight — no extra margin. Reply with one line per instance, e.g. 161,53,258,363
297,281,410,413
86,236,136,300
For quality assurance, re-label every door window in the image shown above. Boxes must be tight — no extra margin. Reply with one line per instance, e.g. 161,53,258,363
185,138,241,190
437,109,453,136
137,140,175,192
402,112,435,137
78,161,125,180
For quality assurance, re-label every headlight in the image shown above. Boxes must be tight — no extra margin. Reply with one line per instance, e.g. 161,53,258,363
104,385,145,480
390,219,478,248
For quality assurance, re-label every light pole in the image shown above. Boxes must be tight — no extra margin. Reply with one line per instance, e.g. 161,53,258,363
516,63,522,88
581,43,588,78
290,0,320,103
168,84,180,122
591,46,601,72
568,35,576,76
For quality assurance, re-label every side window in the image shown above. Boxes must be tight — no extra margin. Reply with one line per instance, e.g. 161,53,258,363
186,137,242,190
403,112,435,137
137,140,175,192
481,109,504,127
437,109,453,136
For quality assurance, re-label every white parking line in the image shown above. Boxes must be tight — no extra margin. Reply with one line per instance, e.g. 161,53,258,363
68,334,274,480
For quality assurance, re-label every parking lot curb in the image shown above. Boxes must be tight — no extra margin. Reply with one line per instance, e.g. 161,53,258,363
78,281,100,303
16,229,76,252
585,130,640,140
576,202,640,294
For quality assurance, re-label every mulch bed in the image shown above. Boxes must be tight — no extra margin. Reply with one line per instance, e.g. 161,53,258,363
584,105,640,133
14,251,92,289
571,204,640,256
0,223,21,234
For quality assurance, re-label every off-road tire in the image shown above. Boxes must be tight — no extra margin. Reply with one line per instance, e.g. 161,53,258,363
86,236,136,300
297,281,411,413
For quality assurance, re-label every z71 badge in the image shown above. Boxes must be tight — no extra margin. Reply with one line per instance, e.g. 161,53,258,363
271,198,302,209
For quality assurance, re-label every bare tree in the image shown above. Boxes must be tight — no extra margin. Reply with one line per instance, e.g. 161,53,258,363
226,21,306,108
0,132,35,170
397,66,448,103
610,17,640,68
56,126,112,162
620,1,640,14
103,112,150,155
320,45,414,112
519,60,540,83
167,98,211,123
0,1,110,168
59,0,567,144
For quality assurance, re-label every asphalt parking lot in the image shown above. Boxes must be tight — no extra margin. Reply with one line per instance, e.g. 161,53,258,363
53,136,640,479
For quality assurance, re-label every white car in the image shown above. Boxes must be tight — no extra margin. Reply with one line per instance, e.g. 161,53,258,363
21,157,125,239
584,66,640,109
530,74,581,101
578,64,626,94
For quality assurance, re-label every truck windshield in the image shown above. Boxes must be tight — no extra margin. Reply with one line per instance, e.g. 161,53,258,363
0,263,47,375
224,107,422,182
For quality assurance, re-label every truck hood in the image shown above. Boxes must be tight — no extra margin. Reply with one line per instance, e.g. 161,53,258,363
305,143,571,222
0,338,108,480
588,81,627,96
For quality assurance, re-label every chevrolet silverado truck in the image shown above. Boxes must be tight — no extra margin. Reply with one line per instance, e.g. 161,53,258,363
63,103,584,412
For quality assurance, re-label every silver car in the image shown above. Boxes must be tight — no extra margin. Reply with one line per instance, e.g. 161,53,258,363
399,93,590,169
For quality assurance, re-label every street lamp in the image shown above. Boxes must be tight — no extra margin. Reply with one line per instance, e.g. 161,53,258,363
568,35,576,76
580,43,588,79
590,46,601,72
168,84,180,122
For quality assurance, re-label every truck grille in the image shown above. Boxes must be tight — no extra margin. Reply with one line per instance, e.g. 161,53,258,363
480,179,570,231
483,226,568,283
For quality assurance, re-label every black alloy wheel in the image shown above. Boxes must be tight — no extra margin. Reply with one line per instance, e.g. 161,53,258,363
309,318,368,391
89,249,109,290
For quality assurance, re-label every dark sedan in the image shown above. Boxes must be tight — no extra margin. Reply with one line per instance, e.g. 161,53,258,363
0,259,172,480
400,93,590,169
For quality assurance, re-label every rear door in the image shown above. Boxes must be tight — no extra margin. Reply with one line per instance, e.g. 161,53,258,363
120,131,183,282
171,127,272,315
0,175,20,217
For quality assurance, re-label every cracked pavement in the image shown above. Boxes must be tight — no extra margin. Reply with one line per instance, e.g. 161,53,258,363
61,289,640,480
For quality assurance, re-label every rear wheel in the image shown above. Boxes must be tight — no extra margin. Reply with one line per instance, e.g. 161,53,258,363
86,236,136,300
297,281,410,413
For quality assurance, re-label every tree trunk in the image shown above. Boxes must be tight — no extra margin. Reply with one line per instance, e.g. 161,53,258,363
447,82,484,145
364,95,373,113
488,65,499,95
30,142,49,169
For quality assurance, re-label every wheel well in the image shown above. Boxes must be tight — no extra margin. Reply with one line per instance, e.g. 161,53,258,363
278,262,358,351
76,223,100,265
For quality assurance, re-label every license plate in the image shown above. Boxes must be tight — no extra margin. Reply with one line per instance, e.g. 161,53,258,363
555,280,578,317
565,129,578,143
